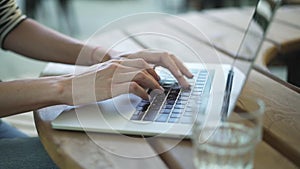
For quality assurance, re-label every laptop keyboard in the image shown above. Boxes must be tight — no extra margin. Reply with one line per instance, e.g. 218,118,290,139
130,68,210,124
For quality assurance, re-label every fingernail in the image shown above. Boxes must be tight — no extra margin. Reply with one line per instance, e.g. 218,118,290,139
159,86,165,92
186,84,191,89
182,81,191,89
151,89,163,95
157,75,161,81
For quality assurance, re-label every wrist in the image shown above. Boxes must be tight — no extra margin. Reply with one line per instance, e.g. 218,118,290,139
50,75,73,105
89,46,137,64
108,50,134,60
89,46,112,64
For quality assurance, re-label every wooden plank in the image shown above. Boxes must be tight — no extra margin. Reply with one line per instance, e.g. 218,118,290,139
34,30,168,169
284,0,300,4
124,19,233,65
86,29,143,52
165,12,245,57
255,42,278,70
201,8,280,69
147,138,298,169
164,12,278,69
203,9,281,70
266,21,300,54
202,7,300,89
122,13,278,72
187,8,300,91
275,5,300,28
242,70,300,167
204,6,300,55
203,8,254,31
124,18,239,64
237,7,300,54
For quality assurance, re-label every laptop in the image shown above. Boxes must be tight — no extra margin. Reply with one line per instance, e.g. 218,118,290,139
50,0,281,138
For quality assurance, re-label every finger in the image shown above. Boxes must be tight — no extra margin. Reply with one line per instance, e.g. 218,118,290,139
110,64,160,81
122,50,190,88
161,56,191,89
112,71,164,92
146,68,160,81
94,63,160,87
119,59,160,81
171,54,194,78
103,62,141,74
119,58,152,69
93,77,151,102
111,82,150,100
115,66,160,82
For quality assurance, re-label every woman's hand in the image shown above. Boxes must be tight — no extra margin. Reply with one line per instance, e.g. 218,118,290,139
62,58,164,106
117,49,194,88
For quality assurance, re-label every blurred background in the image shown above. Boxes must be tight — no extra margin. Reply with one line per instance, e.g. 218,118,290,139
1,0,286,136
0,0,264,82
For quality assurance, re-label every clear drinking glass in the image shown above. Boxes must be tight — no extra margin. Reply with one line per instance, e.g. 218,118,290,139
191,93,264,169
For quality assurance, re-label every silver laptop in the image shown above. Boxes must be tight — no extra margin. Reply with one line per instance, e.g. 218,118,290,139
51,0,281,138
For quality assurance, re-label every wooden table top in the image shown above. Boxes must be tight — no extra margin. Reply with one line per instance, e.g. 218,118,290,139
34,5,300,169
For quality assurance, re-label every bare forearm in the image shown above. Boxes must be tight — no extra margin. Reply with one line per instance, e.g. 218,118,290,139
3,19,111,65
0,77,70,117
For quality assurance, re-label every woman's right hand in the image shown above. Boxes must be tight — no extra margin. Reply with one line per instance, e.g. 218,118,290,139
61,58,164,106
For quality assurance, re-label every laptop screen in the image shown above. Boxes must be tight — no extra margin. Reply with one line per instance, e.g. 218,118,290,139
221,0,282,121
233,0,282,70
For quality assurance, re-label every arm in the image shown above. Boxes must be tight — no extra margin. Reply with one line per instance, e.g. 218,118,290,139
3,19,111,66
3,18,193,86
0,76,67,117
0,59,164,117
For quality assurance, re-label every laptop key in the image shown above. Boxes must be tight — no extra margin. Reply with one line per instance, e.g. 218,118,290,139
154,94,165,103
143,109,158,121
151,97,164,110
174,104,185,109
170,113,181,118
175,102,184,105
178,97,189,102
137,101,150,111
179,91,189,97
136,106,144,111
168,117,180,123
155,114,169,122
130,111,146,120
166,100,176,105
172,109,183,114
193,88,204,93
163,104,173,109
137,100,150,107
192,92,202,96
160,108,171,114
177,98,188,103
